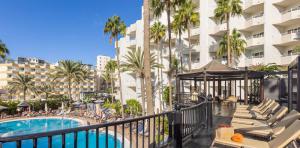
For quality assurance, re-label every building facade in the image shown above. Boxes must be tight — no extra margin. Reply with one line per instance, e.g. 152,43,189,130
0,57,96,100
115,0,300,112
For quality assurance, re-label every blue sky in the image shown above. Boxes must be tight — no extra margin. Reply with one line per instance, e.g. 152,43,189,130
0,0,143,65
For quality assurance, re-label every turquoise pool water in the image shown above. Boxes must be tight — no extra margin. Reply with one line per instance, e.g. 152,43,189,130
0,118,121,148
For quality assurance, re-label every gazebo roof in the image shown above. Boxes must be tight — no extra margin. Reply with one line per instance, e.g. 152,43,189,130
177,60,266,80
17,101,30,107
190,60,239,73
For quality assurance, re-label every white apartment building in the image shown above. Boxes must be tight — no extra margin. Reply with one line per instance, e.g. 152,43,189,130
115,0,300,112
0,57,96,100
96,55,111,76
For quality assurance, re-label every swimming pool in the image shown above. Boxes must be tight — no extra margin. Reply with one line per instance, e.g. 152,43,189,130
0,117,122,148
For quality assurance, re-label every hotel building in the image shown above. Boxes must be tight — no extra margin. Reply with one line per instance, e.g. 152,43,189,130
115,0,300,112
0,57,96,100
95,55,112,92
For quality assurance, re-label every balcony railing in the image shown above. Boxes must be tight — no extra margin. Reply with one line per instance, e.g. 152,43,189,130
282,9,300,22
280,32,300,44
0,98,212,148
244,16,264,29
246,37,264,47
244,0,264,10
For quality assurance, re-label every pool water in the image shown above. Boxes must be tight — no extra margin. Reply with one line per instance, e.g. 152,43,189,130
0,118,121,148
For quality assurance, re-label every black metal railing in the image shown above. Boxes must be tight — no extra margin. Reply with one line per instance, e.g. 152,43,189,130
0,100,212,148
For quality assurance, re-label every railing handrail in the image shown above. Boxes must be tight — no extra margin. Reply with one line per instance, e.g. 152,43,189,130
180,101,206,111
0,111,172,143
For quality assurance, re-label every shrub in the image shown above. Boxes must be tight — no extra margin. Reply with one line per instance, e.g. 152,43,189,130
103,100,122,116
0,100,19,115
125,99,142,116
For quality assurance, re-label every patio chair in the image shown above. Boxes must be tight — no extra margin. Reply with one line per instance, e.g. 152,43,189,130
233,102,280,120
235,99,273,114
231,110,300,139
236,99,271,112
212,120,300,148
231,106,288,126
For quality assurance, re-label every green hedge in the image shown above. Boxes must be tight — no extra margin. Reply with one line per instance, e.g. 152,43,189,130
0,99,63,115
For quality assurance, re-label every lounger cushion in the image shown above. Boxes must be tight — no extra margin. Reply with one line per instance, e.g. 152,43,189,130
214,135,269,148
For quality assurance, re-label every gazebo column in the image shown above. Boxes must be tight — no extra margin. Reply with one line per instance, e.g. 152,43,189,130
204,70,207,96
213,77,216,98
176,76,181,103
229,80,232,96
225,80,227,98
218,79,221,97
288,68,293,111
259,78,264,102
244,67,249,105
297,57,300,112
194,78,197,92
234,80,237,97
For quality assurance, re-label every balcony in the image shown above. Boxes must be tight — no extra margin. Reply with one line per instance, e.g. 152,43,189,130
245,56,264,66
209,44,218,53
188,26,200,37
281,54,299,65
210,23,227,36
275,9,300,27
127,39,137,49
275,32,300,46
126,23,136,35
273,0,298,7
244,0,264,14
246,37,264,48
241,16,264,32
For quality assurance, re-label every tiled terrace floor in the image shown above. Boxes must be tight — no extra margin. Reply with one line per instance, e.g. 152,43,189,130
183,103,235,148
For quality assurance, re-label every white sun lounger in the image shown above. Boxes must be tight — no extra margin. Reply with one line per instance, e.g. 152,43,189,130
212,120,300,148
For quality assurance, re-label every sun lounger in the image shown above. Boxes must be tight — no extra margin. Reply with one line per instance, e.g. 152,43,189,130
213,120,300,148
231,110,300,139
235,99,274,114
231,106,288,126
233,102,279,120
236,98,270,110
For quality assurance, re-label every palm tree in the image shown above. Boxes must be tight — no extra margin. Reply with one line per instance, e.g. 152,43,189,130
52,60,86,101
4,85,16,100
101,71,111,92
122,48,161,115
172,13,185,72
214,0,243,66
176,0,199,71
105,60,117,101
217,29,246,64
9,74,35,100
36,82,54,113
151,0,186,110
150,22,166,112
0,40,9,60
104,16,126,118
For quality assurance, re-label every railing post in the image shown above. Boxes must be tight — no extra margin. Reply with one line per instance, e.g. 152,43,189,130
206,95,213,129
167,111,174,143
173,105,182,148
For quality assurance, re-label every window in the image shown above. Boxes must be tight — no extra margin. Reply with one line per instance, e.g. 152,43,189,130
252,51,264,58
253,32,264,38
288,50,293,56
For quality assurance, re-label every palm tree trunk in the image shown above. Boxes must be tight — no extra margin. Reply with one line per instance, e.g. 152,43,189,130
23,89,26,101
226,13,231,67
156,44,162,113
110,75,114,103
115,39,125,118
143,0,154,115
179,31,183,73
139,76,146,116
159,43,164,109
68,79,72,101
143,1,154,145
167,0,173,110
188,26,192,71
